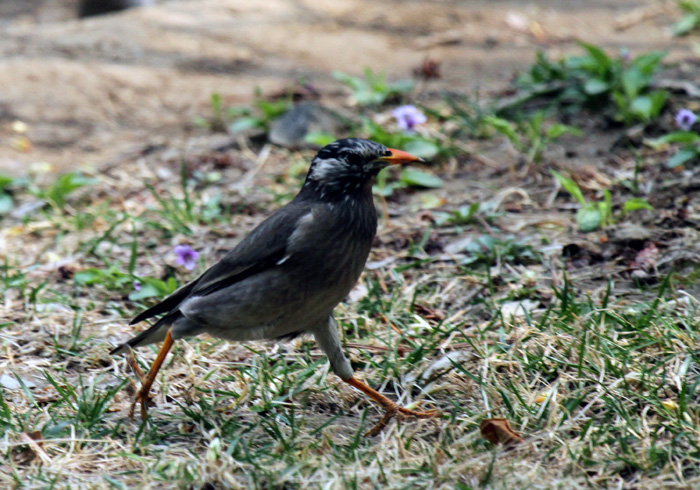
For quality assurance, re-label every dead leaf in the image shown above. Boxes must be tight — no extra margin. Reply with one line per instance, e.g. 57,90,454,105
12,136,32,153
480,418,524,446
12,431,50,465
632,243,659,271
412,57,442,80
413,303,445,322
661,399,677,411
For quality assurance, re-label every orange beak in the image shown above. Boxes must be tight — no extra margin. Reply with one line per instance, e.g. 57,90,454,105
378,148,424,165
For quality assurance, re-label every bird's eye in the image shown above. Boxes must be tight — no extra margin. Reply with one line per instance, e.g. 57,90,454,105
383,149,392,157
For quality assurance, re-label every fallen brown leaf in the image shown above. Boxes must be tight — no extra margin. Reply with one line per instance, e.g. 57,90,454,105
12,431,50,465
412,57,442,80
480,418,524,446
413,303,445,322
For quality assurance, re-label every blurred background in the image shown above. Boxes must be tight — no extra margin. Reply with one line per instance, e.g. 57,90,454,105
0,0,691,176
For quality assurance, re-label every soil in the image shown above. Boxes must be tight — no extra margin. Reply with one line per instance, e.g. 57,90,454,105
0,0,692,176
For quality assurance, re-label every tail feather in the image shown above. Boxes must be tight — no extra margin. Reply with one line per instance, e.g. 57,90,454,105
129,280,198,325
110,313,177,355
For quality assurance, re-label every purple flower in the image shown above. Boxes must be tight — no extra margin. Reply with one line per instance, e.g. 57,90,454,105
676,109,698,131
620,48,631,63
393,105,427,132
174,244,199,271
133,280,142,291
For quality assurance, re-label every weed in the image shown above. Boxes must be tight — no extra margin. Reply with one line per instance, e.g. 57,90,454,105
647,129,700,168
334,68,414,106
197,92,293,134
485,112,580,163
441,93,494,139
517,43,668,124
673,0,700,36
34,171,98,212
0,175,18,216
552,170,653,231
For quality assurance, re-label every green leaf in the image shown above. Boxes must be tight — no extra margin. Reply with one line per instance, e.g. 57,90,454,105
74,269,105,285
630,51,666,76
372,181,402,197
484,116,521,149
646,131,700,148
576,204,602,232
332,71,363,90
0,175,14,190
128,283,162,301
228,117,261,133
546,123,581,139
210,93,222,115
450,203,480,224
45,172,97,209
648,89,668,117
399,168,443,189
679,0,700,13
129,277,177,301
551,170,586,206
256,100,291,119
630,95,653,120
667,148,699,168
583,78,609,95
404,139,440,159
623,198,654,213
354,89,385,106
674,14,700,36
0,194,13,215
621,68,644,99
389,80,415,94
579,42,613,73
304,131,336,147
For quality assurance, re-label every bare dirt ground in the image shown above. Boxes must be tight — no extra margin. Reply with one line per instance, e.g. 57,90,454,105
0,0,692,176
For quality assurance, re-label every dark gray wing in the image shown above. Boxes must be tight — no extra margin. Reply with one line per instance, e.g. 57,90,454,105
129,280,198,325
129,200,314,324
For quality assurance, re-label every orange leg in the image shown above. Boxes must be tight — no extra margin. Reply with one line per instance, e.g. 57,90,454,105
126,349,146,382
344,376,437,437
128,329,175,420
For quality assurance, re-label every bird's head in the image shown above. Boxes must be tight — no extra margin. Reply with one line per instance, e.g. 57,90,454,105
302,138,422,199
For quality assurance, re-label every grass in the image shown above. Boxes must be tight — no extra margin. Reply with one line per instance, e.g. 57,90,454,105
2,46,700,488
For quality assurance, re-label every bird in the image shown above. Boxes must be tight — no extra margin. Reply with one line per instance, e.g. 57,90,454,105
111,138,437,436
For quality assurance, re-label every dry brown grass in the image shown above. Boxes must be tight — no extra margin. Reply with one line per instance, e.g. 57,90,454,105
2,92,700,490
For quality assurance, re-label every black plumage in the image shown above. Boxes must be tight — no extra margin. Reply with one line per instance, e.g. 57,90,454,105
112,138,436,435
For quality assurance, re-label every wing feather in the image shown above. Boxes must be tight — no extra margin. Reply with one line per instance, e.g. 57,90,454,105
128,200,313,324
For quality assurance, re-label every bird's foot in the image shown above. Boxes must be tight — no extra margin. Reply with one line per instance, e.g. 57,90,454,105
365,402,437,437
343,376,437,437
126,349,146,383
125,349,151,420
124,330,175,420
128,385,152,420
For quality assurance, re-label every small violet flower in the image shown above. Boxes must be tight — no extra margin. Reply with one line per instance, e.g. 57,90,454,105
174,244,199,271
133,280,142,291
620,48,631,63
676,109,698,131
393,105,427,132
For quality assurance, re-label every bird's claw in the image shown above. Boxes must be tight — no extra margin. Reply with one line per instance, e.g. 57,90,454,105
126,349,151,420
365,403,438,437
128,388,151,420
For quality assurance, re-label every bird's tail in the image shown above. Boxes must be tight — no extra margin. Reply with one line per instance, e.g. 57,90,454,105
110,314,176,355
